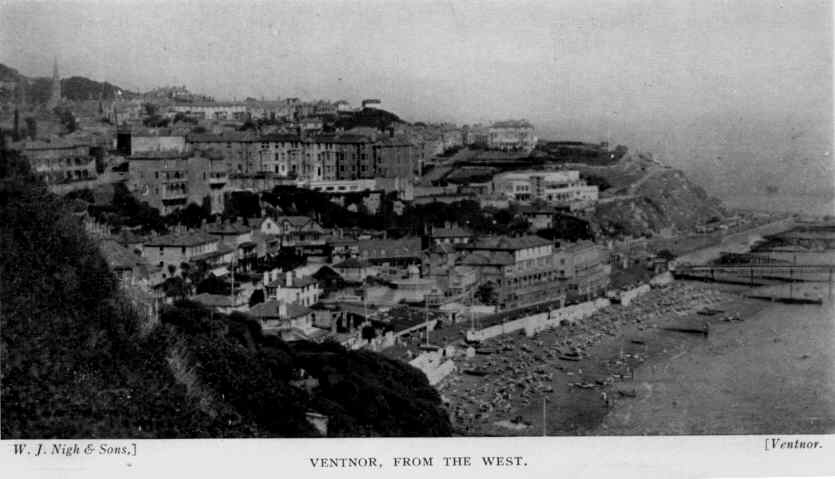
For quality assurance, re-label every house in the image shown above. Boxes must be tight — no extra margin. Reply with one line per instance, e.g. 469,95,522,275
264,270,322,307
457,235,568,310
357,237,422,268
328,237,360,263
98,239,150,285
207,221,257,266
312,265,347,293
274,216,327,244
143,231,226,280
487,120,537,153
332,258,376,282
492,170,598,211
207,221,253,247
517,205,560,230
190,292,249,314
248,217,281,236
310,302,368,334
249,300,314,337
429,222,472,246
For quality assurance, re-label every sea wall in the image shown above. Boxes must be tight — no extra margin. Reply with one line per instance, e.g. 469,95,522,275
650,271,674,286
618,284,652,306
465,298,611,342
409,349,457,386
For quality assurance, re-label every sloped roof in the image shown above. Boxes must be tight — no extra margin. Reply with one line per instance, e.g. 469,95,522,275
249,300,313,319
466,235,552,251
267,275,318,289
275,216,315,228
207,223,252,235
459,251,515,266
186,131,258,143
358,237,422,258
491,120,533,129
99,239,148,271
430,224,472,238
191,293,243,308
145,231,217,247
333,258,372,269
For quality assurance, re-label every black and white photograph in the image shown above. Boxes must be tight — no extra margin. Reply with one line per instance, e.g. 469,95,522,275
0,0,832,476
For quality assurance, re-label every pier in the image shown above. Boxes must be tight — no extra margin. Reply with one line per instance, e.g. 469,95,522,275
672,264,835,286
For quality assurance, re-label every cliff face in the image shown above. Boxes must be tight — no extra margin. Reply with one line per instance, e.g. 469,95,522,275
585,152,726,237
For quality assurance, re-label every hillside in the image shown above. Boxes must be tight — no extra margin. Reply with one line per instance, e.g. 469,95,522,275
0,149,451,438
583,151,726,236
0,62,138,105
334,107,404,130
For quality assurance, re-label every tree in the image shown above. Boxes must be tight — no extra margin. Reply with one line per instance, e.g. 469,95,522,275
249,289,265,307
475,282,498,306
656,249,676,261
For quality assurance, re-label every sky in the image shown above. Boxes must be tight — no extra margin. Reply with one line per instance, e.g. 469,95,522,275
1,0,832,199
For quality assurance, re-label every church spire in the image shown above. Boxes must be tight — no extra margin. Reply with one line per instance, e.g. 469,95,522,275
47,56,61,109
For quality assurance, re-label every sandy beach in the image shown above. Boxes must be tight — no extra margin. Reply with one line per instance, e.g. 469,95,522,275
439,278,834,436
597,283,835,435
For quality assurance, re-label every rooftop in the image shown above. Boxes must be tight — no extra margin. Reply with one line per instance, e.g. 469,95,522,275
465,235,553,251
129,150,191,159
267,274,318,289
430,224,472,238
249,300,312,319
333,258,372,269
207,223,252,236
98,239,147,271
491,120,534,129
144,231,217,247
186,132,259,143
459,251,516,266
190,293,245,308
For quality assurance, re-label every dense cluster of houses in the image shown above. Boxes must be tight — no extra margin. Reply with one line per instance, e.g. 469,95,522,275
85,206,611,352
2,69,619,356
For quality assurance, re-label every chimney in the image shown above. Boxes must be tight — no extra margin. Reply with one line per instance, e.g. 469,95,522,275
285,270,294,286
278,300,288,318
263,271,269,285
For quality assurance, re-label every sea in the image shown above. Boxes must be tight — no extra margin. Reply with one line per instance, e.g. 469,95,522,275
595,217,835,435
722,193,835,217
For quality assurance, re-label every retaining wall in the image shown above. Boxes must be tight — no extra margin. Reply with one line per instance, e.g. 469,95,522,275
619,284,652,306
409,350,457,385
465,298,611,342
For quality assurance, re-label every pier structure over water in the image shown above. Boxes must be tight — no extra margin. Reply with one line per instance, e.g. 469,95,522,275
672,263,835,286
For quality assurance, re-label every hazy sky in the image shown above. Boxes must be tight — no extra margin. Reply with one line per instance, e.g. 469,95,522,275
1,0,832,198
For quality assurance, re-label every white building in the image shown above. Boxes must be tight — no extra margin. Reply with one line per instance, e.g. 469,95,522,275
264,270,323,307
492,170,598,210
487,120,537,153
171,102,248,121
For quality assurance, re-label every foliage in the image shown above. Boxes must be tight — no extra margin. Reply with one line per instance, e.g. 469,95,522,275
582,173,612,192
0,151,222,438
535,214,594,242
1,150,452,438
475,282,498,305
224,191,261,220
165,202,213,229
53,106,78,133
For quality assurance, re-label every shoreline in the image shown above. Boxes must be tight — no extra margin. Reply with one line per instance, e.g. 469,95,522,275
440,282,764,435
595,282,834,435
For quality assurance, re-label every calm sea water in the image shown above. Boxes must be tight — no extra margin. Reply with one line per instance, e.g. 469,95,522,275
722,193,835,216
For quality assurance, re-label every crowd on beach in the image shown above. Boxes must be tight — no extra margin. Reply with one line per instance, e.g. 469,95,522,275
439,282,739,434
